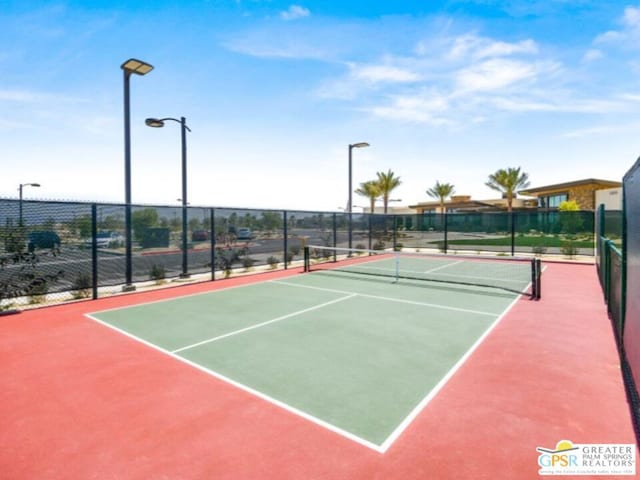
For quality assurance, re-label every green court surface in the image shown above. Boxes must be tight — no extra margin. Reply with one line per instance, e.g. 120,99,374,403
88,257,529,451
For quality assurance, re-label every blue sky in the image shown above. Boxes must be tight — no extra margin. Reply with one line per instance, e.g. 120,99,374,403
1,1,639,211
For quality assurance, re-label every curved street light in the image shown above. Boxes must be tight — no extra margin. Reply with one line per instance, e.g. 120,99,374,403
146,116,191,278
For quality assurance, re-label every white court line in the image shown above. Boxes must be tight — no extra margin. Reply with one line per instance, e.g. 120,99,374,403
171,294,356,353
270,280,498,317
89,277,297,316
85,274,532,454
377,292,523,453
423,259,464,274
84,311,384,453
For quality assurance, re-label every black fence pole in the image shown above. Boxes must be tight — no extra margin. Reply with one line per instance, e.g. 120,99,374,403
333,213,337,262
210,208,216,281
443,212,448,254
511,211,516,256
392,215,397,251
368,214,372,250
283,210,288,270
91,203,98,300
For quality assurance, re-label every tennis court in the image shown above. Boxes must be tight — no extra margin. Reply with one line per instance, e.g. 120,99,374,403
2,250,637,479
87,247,539,452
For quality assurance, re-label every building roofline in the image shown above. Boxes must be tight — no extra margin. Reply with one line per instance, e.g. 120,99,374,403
519,178,622,195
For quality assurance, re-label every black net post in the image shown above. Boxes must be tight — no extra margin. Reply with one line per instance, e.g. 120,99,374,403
535,259,542,300
303,245,309,272
210,208,216,281
91,203,98,300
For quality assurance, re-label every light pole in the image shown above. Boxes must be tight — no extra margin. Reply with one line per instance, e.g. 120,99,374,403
122,58,153,291
348,142,370,249
18,183,40,226
146,116,192,278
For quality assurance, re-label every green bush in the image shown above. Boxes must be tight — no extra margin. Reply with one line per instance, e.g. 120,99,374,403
242,257,256,270
372,240,385,250
72,272,92,299
150,264,166,283
561,241,578,258
267,256,279,269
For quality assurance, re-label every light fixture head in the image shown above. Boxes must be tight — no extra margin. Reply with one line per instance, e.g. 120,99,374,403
121,58,154,75
145,118,165,128
351,142,370,149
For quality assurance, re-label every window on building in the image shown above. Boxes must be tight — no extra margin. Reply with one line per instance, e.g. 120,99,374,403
538,193,568,208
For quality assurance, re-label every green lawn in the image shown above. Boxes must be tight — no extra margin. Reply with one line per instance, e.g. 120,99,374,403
431,235,594,248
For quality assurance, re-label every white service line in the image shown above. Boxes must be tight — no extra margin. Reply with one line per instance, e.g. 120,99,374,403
271,280,499,317
171,293,357,353
84,311,384,453
424,260,464,274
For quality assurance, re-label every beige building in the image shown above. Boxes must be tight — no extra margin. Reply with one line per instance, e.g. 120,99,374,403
595,187,622,210
518,179,622,210
409,195,537,214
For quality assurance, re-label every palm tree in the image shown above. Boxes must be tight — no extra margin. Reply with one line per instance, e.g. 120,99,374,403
426,181,455,213
375,169,402,214
485,167,530,212
355,181,381,213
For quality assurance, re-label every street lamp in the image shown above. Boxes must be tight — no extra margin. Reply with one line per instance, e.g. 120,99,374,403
18,183,40,226
122,58,153,291
146,116,191,278
348,142,370,249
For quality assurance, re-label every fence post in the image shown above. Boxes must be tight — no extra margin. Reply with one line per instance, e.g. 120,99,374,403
91,203,98,300
393,215,397,251
283,210,288,270
510,211,516,256
333,213,337,262
604,240,612,304
368,214,372,250
210,209,216,281
597,204,605,238
443,212,448,254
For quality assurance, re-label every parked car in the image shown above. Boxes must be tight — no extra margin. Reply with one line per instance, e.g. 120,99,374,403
85,231,124,249
191,230,209,241
28,231,61,251
236,228,252,240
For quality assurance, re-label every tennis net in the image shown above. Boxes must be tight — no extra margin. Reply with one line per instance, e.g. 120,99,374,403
303,245,541,299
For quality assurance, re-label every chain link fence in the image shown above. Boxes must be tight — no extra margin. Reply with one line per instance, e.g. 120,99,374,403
1,198,598,311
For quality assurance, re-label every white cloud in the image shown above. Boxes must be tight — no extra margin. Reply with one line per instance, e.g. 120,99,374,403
455,58,539,92
349,63,422,83
280,5,310,21
582,49,603,62
622,6,640,29
446,34,538,60
594,6,640,46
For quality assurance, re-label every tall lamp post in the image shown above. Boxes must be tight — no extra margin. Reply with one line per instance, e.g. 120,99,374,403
121,58,153,291
18,182,40,226
146,116,192,278
348,142,370,249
